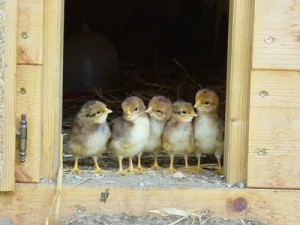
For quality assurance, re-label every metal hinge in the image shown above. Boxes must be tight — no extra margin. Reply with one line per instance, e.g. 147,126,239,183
16,114,27,162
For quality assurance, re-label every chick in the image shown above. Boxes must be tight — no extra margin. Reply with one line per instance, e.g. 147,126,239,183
110,96,150,174
137,96,172,170
194,89,224,174
162,100,197,172
68,100,112,173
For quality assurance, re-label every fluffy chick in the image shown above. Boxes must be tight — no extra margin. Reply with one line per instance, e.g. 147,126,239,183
110,96,150,174
68,100,112,173
194,89,224,174
162,100,197,172
137,96,172,170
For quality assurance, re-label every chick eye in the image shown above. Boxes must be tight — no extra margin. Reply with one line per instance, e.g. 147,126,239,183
182,110,187,115
134,107,139,112
96,111,101,115
86,114,89,117
204,101,210,105
156,110,162,114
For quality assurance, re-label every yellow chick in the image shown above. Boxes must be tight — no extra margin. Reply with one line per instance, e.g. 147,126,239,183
68,100,112,173
110,96,150,174
137,96,172,170
194,89,224,174
162,100,197,172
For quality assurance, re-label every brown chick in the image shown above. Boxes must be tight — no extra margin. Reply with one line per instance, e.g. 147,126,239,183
68,100,112,173
194,89,224,174
110,96,150,174
137,96,172,171
162,100,197,172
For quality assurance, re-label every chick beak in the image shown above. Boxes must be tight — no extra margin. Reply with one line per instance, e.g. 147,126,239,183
106,108,113,114
191,113,198,117
194,103,199,108
145,107,152,113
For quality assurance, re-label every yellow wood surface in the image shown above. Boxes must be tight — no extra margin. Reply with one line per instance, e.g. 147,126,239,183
0,0,17,191
1,184,300,224
248,70,300,188
224,0,254,184
252,0,300,70
15,65,42,183
41,0,64,179
17,0,44,64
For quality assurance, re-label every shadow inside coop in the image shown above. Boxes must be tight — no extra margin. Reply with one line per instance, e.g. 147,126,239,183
62,0,229,186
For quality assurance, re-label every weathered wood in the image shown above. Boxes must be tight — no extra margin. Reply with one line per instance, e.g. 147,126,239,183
41,0,64,179
224,0,254,184
252,0,300,70
16,65,42,183
17,0,44,64
248,70,300,188
1,184,300,224
0,0,17,191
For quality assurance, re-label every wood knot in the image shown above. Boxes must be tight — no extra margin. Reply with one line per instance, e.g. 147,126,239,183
227,196,248,213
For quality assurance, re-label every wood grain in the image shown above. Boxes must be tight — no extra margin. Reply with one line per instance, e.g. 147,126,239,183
252,0,300,69
1,184,300,224
16,65,42,183
17,0,44,64
248,70,300,188
0,0,17,191
41,0,64,179
224,0,254,184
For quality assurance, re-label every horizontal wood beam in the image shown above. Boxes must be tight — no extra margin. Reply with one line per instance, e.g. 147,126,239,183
0,184,300,224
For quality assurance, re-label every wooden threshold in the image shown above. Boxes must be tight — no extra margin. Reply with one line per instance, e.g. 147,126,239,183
0,184,300,224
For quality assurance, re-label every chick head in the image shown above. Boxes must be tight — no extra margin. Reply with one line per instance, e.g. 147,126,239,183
146,96,172,121
172,100,197,122
194,89,219,114
121,96,146,121
78,100,112,124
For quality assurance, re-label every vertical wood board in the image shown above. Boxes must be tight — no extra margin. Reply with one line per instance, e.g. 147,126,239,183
15,65,42,183
224,0,254,184
41,0,64,179
252,0,300,69
17,0,44,64
0,0,17,191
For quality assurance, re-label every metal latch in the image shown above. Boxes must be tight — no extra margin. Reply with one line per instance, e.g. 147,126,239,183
16,114,27,162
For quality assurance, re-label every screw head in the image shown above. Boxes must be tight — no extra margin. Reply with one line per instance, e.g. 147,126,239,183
257,149,266,156
259,90,269,97
265,36,273,44
21,32,29,39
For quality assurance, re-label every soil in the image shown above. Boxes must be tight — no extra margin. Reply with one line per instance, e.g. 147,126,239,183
59,211,267,225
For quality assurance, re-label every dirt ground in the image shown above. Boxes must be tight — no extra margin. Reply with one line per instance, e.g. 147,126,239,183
59,211,267,225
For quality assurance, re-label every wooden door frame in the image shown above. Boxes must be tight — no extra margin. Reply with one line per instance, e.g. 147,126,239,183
0,0,17,191
39,0,254,183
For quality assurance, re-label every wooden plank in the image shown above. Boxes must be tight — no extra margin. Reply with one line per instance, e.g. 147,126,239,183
0,0,17,191
1,184,300,224
17,0,44,64
249,70,300,108
41,0,64,179
224,0,254,184
248,107,300,188
16,65,42,183
248,70,300,188
252,0,300,70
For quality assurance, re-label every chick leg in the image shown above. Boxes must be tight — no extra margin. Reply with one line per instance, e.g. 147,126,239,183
115,156,127,175
136,152,145,172
72,156,85,173
168,153,177,173
91,156,110,173
149,153,162,170
213,153,223,175
179,155,195,173
126,157,141,174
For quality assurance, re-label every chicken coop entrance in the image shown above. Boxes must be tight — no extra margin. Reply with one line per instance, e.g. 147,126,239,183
62,0,230,180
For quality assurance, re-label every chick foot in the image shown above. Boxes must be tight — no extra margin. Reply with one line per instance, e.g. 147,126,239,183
125,157,142,174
